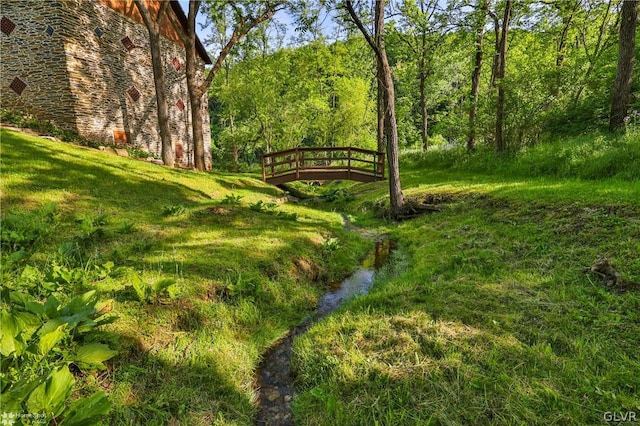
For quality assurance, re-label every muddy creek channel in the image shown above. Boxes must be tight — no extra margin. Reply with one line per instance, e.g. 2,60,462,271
255,236,396,425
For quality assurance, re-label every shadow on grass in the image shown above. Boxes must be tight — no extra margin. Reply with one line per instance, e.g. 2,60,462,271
108,332,255,425
1,131,205,214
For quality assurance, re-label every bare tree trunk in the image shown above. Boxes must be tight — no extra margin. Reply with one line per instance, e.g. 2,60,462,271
419,31,429,151
375,2,385,155
346,0,404,216
609,0,638,132
377,65,386,153
468,1,487,152
134,1,174,167
552,1,579,98
380,52,404,214
495,0,512,153
488,9,500,87
184,1,207,170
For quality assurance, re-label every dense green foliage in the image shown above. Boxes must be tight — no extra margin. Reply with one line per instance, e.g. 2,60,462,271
210,39,377,167
209,0,639,167
1,204,117,425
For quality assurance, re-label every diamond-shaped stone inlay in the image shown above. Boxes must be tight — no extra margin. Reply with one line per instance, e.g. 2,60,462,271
1,16,16,36
94,27,104,38
121,36,135,51
127,86,141,102
176,99,185,111
45,25,54,36
9,77,27,95
172,57,182,71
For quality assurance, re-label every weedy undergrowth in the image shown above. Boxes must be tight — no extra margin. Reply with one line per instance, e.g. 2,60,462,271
1,204,119,425
130,275,179,304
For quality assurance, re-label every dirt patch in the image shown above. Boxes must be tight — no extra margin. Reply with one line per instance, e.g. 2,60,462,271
585,258,639,293
292,258,320,282
375,193,455,221
204,206,232,215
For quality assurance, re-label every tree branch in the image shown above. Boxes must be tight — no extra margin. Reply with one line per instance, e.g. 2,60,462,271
200,3,284,93
345,0,381,57
157,0,171,24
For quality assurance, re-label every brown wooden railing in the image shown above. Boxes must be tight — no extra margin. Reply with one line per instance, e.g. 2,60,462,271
261,147,385,184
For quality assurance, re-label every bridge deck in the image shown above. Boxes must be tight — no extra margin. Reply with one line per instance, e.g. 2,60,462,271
262,147,385,184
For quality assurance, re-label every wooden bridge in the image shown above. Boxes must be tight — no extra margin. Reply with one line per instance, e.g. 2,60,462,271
261,147,385,185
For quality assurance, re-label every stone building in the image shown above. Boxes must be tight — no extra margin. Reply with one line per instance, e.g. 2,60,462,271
1,0,212,168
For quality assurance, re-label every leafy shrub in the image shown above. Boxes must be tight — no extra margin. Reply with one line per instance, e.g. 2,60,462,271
248,200,298,221
130,275,178,304
220,193,244,206
161,205,186,217
1,265,118,424
321,189,355,203
219,270,263,302
248,200,277,213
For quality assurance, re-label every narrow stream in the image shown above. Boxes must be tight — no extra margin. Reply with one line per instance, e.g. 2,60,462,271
255,236,395,425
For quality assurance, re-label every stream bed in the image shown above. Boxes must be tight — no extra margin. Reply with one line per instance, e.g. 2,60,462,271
255,237,396,425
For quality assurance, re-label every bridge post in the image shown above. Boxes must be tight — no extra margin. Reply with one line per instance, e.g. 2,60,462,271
262,156,266,182
348,147,351,180
295,148,300,180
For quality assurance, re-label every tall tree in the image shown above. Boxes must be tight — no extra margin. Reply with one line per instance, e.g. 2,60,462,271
345,0,405,215
168,0,284,170
573,0,618,106
397,0,442,152
609,0,638,131
494,0,512,152
467,0,488,151
134,0,174,167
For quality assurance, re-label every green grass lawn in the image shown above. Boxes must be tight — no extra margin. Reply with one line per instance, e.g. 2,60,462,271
292,139,640,425
3,128,639,425
0,128,370,425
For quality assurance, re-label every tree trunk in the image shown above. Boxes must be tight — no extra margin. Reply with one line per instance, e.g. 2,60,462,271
377,64,386,153
495,0,512,153
573,1,614,106
374,0,404,214
552,2,578,98
166,1,281,171
468,1,487,152
489,9,500,88
375,3,385,154
419,31,428,152
184,1,207,170
609,0,638,132
134,1,174,167
345,0,404,216
380,52,404,214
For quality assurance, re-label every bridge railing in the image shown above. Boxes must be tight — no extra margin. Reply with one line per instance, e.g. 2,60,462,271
261,147,385,184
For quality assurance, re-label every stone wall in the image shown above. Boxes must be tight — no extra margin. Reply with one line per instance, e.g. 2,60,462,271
1,0,211,168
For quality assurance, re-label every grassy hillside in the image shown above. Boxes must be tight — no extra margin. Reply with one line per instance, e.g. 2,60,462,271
0,129,370,425
292,135,640,424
